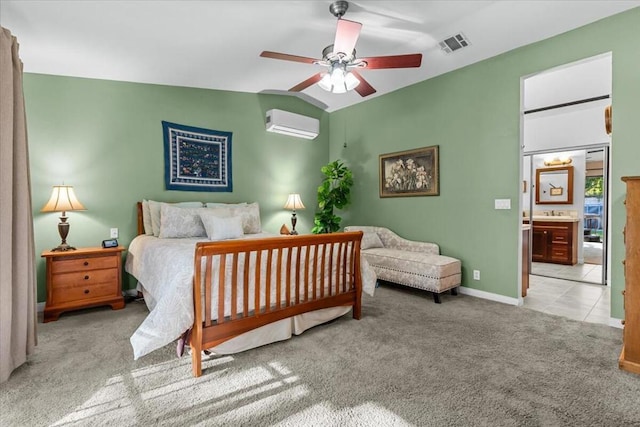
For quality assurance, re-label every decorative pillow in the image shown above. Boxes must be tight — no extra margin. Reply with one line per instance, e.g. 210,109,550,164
232,202,261,234
200,212,244,241
142,200,153,235
361,231,384,250
158,204,206,238
207,202,261,234
205,202,248,208
148,200,203,237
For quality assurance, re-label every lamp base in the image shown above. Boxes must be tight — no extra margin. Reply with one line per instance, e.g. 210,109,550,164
51,243,76,252
52,214,76,251
290,212,298,235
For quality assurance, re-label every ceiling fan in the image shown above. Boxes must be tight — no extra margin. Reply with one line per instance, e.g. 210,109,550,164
260,0,422,97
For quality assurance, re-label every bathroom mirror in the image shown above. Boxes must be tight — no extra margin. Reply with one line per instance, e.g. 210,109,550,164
535,165,574,204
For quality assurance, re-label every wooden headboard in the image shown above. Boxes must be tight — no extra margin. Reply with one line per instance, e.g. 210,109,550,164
136,202,144,236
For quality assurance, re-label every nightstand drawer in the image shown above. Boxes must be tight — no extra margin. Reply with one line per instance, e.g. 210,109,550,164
51,255,118,274
51,268,118,288
51,281,116,305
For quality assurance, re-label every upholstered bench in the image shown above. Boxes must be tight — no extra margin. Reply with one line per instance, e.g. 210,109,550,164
344,226,461,303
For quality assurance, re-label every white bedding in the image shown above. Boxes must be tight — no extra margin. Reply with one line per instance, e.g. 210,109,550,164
125,234,377,359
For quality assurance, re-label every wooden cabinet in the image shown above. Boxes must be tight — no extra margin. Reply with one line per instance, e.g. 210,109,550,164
531,227,549,261
41,246,125,322
620,176,640,375
531,220,578,265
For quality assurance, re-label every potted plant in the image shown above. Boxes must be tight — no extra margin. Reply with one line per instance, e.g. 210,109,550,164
311,160,354,234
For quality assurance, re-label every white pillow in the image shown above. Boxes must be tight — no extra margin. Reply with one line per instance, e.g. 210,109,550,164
148,200,203,237
206,202,261,234
205,202,248,208
231,202,262,234
200,212,244,241
142,200,153,235
361,232,384,250
158,204,206,238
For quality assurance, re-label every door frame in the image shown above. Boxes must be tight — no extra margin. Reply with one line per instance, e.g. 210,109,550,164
523,147,609,286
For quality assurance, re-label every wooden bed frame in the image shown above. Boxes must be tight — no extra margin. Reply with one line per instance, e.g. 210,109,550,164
135,202,363,377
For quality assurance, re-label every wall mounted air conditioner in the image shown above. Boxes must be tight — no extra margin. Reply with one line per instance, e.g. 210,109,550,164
265,109,319,140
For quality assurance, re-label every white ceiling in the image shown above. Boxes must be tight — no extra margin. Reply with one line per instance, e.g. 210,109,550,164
1,1,638,112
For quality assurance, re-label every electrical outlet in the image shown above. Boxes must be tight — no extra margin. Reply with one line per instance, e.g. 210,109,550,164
473,270,480,280
110,228,119,239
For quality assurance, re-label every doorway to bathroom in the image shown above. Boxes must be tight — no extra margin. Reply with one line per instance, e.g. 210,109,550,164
524,147,608,285
519,53,611,324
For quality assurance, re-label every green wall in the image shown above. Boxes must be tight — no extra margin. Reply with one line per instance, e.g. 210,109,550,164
331,8,640,318
24,76,329,299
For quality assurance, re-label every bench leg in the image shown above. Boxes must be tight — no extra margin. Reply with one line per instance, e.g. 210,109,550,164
432,292,441,304
451,287,458,296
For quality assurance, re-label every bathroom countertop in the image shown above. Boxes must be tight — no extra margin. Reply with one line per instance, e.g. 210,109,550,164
523,216,580,223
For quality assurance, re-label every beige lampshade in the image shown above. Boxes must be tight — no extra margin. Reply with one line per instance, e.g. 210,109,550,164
283,193,305,211
41,185,86,213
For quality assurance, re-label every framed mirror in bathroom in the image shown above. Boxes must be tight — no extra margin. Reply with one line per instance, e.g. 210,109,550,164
535,166,574,204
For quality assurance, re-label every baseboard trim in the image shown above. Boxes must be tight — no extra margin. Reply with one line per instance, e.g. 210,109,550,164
458,286,520,306
37,302,45,313
609,318,624,329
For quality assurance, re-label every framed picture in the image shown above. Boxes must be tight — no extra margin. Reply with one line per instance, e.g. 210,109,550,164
535,165,573,204
379,145,439,197
162,121,233,192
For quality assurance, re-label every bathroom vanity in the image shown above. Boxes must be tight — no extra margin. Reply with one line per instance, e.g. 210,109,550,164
530,217,579,265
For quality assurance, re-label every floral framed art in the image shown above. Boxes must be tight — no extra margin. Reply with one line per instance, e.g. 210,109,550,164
379,145,439,197
162,121,233,192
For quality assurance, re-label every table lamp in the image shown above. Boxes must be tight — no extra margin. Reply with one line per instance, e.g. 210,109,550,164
283,193,305,235
41,185,86,251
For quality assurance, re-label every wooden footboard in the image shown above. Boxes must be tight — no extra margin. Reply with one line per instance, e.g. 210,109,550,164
190,232,363,377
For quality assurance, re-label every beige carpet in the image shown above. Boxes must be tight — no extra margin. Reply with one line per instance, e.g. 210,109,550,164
1,285,639,426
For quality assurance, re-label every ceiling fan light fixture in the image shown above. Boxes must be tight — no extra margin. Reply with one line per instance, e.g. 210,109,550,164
261,1,420,98
318,63,360,94
344,71,360,90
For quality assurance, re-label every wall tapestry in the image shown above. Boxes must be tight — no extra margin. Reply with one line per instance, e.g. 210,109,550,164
162,121,232,192
379,145,439,197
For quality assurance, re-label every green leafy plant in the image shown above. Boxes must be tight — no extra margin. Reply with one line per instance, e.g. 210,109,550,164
311,160,354,234
585,176,604,197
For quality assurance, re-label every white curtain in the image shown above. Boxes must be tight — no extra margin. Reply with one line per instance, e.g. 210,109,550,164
0,26,37,383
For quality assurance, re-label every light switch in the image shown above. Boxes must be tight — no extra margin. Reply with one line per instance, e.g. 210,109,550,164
494,199,511,210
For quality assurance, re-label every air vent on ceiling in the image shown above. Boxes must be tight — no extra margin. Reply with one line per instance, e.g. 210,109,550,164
439,33,471,54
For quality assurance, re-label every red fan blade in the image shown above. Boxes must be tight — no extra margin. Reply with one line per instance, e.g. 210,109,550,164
351,70,376,97
333,19,362,56
260,51,319,65
289,73,324,92
358,53,422,69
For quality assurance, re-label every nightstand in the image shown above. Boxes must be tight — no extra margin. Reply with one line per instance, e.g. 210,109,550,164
41,246,126,322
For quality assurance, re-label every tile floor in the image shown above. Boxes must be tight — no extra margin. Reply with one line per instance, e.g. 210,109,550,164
523,273,610,326
530,261,603,284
